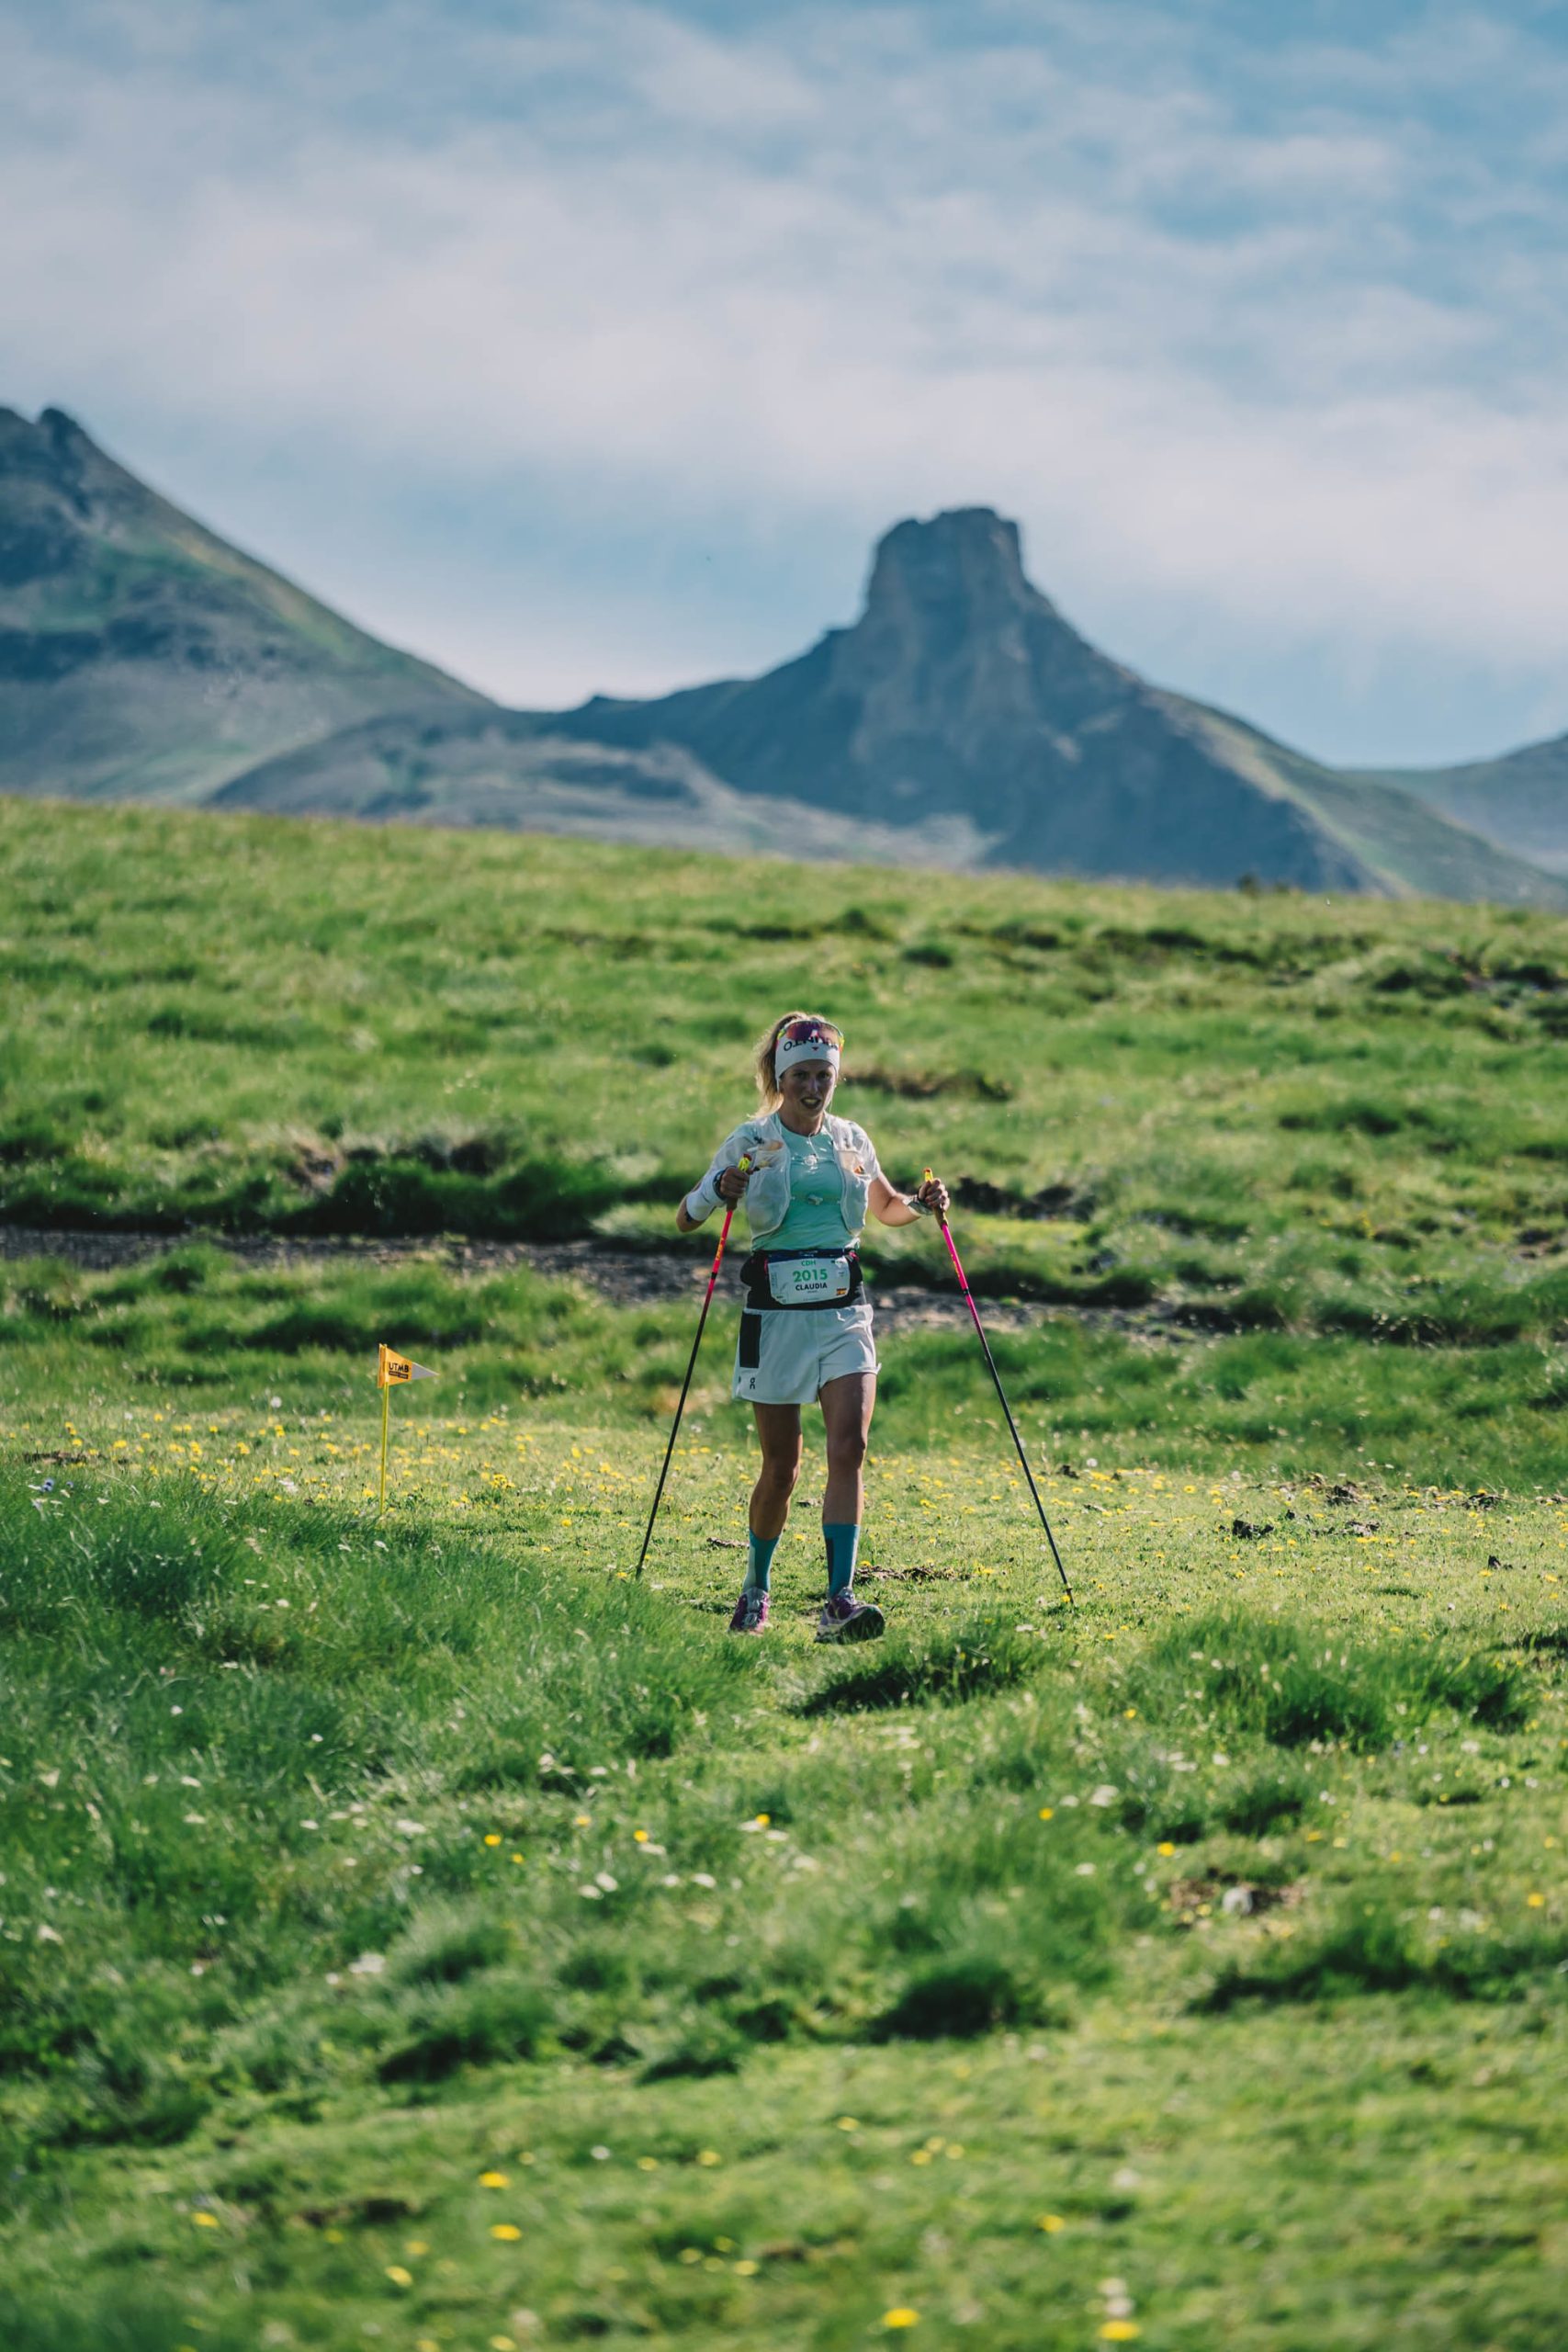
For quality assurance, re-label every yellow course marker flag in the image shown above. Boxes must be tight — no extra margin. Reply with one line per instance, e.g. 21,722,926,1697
376,1344,436,1512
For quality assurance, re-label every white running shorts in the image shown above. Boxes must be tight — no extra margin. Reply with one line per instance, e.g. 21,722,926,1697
733,1300,879,1406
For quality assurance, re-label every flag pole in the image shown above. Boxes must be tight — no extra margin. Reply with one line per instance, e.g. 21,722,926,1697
374,1342,434,1513
378,1342,390,1514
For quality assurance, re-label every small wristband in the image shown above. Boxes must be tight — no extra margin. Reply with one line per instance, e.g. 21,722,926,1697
908,1192,932,1217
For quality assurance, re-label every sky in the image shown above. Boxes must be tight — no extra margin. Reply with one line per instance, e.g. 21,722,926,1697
5,0,1568,764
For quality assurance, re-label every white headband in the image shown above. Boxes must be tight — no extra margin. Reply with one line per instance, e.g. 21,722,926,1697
774,1024,841,1079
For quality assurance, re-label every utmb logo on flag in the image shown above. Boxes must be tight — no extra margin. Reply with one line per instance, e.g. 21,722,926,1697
378,1344,436,1386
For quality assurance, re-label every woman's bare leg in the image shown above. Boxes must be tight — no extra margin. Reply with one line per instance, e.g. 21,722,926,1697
820,1372,875,1526
750,1403,803,1540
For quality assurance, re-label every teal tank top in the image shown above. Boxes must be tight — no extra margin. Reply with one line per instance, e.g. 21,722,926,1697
768,1125,857,1251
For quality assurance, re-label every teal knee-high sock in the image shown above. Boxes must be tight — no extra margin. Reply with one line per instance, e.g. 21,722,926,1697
746,1532,780,1593
823,1522,860,1599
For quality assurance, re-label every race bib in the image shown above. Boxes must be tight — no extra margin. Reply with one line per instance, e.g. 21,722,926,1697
768,1254,852,1306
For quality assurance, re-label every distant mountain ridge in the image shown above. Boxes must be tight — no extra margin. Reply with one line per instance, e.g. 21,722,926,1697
5,405,1567,905
1360,738,1568,878
0,405,478,804
547,509,1521,898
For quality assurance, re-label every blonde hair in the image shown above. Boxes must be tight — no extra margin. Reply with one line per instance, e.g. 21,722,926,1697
753,1010,844,1107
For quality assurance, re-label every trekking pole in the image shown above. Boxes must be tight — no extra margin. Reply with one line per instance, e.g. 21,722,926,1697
925,1170,1073,1605
634,1156,751,1578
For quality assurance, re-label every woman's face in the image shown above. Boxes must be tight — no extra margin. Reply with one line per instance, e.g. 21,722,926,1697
779,1059,836,1123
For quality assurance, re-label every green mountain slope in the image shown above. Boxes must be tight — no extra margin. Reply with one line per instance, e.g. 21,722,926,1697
1359,736,1568,877
1180,704,1568,909
0,406,480,802
211,707,997,865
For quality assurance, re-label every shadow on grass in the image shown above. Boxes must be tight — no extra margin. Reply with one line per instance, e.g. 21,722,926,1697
377,1971,555,2083
795,1619,1045,1716
868,1953,1034,2041
1201,1905,1568,2011
1512,1624,1568,1660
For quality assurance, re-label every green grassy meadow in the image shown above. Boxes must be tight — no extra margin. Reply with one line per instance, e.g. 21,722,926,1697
6,794,1568,1350
2,797,1568,2348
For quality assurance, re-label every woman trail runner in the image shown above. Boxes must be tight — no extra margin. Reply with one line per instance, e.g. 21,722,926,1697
677,1012,949,1642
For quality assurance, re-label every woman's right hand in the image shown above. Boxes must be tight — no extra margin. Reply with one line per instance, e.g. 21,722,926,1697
716,1163,752,1203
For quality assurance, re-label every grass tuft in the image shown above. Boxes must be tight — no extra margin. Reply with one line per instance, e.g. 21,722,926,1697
870,1954,1032,2041
1202,1905,1568,2010
1135,1611,1528,1749
377,1972,555,2083
797,1618,1043,1715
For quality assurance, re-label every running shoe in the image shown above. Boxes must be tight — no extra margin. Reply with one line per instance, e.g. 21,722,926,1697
728,1587,770,1635
815,1592,886,1644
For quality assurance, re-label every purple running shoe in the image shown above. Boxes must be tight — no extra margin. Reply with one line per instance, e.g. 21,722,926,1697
728,1587,770,1635
815,1592,886,1644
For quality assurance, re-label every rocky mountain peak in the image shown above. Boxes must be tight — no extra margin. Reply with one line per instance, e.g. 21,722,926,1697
0,404,96,482
862,506,1036,626
829,504,1122,746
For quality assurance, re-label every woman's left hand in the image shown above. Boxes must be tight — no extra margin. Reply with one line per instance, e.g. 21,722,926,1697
918,1174,950,1219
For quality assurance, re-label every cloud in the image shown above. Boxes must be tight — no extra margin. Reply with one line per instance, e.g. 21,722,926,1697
5,0,1568,752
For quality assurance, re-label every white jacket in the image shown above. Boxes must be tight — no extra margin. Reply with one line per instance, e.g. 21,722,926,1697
699,1110,882,1244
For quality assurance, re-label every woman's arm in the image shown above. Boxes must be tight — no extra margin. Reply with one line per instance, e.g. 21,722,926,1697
868,1171,950,1227
676,1156,751,1233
